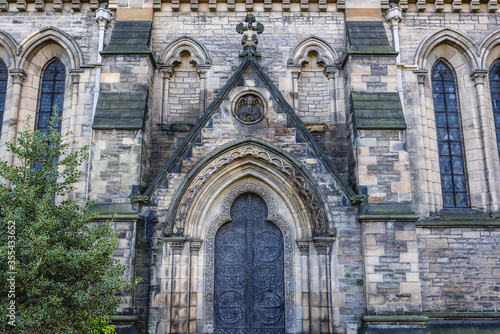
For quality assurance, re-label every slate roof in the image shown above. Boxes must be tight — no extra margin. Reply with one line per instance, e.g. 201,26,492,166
142,55,360,203
346,21,398,55
351,92,406,130
93,92,147,130
101,20,152,54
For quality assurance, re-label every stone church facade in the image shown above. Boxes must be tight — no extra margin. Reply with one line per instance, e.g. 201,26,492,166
1,0,500,333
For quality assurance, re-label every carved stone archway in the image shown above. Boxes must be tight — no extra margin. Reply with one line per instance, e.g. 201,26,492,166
203,183,295,334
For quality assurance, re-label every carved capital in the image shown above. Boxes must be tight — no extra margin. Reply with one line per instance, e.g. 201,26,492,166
196,64,210,80
190,239,203,255
385,5,403,27
296,240,309,255
9,69,26,85
470,70,488,85
414,69,428,85
159,66,175,79
288,65,302,79
70,73,80,85
167,238,186,254
323,65,337,79
95,7,113,27
314,241,329,255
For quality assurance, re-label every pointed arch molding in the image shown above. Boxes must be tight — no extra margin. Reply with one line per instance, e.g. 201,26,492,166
414,28,479,70
18,27,83,70
288,36,340,67
167,138,332,238
0,30,18,68
158,36,211,66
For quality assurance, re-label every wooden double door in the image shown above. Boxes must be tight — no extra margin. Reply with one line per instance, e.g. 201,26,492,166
214,193,285,334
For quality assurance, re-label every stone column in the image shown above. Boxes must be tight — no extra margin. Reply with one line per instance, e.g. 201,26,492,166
314,240,332,334
188,239,202,333
168,240,185,334
471,70,499,212
289,66,301,113
5,70,26,166
69,71,81,147
324,66,338,125
160,66,174,125
197,65,210,114
414,70,433,215
297,240,311,333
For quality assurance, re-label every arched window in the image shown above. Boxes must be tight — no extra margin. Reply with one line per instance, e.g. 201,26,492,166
432,61,469,208
489,61,500,160
0,61,7,134
37,60,65,134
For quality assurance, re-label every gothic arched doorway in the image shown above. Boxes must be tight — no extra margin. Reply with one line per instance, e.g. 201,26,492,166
214,193,285,334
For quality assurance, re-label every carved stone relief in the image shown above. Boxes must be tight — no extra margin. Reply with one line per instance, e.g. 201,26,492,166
173,144,327,237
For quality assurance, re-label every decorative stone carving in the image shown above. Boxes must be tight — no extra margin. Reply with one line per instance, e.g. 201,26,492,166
204,183,295,334
172,144,327,237
234,94,264,124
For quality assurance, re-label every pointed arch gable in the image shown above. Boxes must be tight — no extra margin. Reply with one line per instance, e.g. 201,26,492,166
414,28,478,70
19,27,83,70
166,138,333,239
288,36,340,67
158,36,211,67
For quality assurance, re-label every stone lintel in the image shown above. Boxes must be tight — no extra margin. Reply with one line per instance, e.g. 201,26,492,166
424,312,500,319
362,315,429,323
91,203,140,220
359,203,419,222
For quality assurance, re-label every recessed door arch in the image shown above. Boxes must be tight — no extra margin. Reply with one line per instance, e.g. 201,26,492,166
214,192,285,333
204,183,295,334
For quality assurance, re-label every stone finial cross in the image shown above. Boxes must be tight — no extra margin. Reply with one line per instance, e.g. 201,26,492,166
236,14,264,56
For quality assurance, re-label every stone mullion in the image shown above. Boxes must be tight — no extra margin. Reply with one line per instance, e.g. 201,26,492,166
471,71,499,212
5,70,25,168
188,240,202,333
324,66,338,126
415,70,433,215
297,241,311,333
160,66,174,125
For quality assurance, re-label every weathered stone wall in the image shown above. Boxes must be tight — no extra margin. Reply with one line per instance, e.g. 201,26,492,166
168,59,201,124
298,66,329,124
418,226,500,312
362,219,422,315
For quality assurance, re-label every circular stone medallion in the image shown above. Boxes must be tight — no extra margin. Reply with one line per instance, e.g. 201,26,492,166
234,94,264,124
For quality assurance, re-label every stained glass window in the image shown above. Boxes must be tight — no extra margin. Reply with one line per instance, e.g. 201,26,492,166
432,61,469,208
0,61,7,135
489,62,500,161
37,60,65,134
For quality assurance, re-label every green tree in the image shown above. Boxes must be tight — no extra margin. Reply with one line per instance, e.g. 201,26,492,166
0,113,131,333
